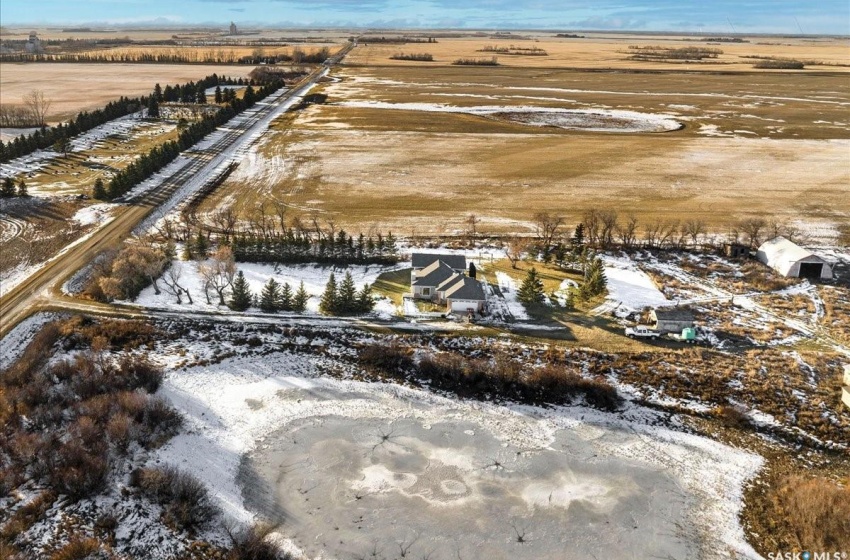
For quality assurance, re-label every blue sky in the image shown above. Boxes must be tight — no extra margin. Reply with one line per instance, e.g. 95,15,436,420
1,0,848,34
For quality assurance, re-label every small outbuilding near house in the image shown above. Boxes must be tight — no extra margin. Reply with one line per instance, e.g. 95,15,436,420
756,237,833,280
651,308,695,333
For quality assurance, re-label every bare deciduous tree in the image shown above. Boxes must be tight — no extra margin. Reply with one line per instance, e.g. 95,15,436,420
599,210,618,249
533,212,564,251
198,246,236,306
617,214,639,249
504,236,529,269
684,219,706,246
657,220,679,248
161,263,193,304
582,209,601,247
465,214,479,246
740,218,767,247
23,90,51,126
210,206,238,239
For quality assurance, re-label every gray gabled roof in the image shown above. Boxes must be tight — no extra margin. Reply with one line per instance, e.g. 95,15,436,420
653,308,695,321
443,276,486,301
411,252,467,271
412,260,457,287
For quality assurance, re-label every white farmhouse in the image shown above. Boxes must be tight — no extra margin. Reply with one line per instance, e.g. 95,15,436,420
410,253,486,314
756,237,833,280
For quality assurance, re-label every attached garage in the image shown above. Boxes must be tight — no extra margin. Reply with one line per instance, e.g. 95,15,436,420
756,237,833,280
442,276,486,314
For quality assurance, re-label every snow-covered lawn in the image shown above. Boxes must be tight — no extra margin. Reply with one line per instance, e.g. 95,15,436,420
494,271,530,320
133,260,404,315
601,255,669,313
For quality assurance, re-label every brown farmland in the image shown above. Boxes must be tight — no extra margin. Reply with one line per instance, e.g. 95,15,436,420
0,63,254,122
199,61,850,237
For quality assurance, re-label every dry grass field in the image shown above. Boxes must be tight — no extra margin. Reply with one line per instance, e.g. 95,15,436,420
0,63,253,122
349,35,850,72
200,55,850,237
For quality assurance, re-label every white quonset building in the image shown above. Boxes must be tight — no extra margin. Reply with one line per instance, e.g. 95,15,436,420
756,237,833,280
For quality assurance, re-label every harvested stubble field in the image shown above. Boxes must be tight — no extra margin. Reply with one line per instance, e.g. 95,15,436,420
348,35,850,72
0,63,253,123
200,61,850,236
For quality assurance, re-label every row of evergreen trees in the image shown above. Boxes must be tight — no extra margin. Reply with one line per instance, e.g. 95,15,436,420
0,96,140,163
150,75,251,105
232,231,399,266
0,74,257,165
1,177,28,198
226,270,376,316
319,272,375,315
96,79,283,201
227,272,312,313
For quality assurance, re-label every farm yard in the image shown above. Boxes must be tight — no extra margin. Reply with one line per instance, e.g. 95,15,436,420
1,26,849,560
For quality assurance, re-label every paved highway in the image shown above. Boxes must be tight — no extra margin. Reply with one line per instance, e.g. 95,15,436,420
0,43,354,340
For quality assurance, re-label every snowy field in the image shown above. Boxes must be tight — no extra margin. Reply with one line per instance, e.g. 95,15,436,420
339,101,683,133
151,347,764,560
593,254,668,316
133,259,404,316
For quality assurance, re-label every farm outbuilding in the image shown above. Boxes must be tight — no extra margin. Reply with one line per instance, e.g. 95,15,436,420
756,237,833,280
722,242,750,260
651,308,695,333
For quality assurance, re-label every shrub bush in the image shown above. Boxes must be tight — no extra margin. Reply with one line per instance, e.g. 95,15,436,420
226,525,292,560
358,342,414,378
132,467,218,531
777,476,850,550
49,537,101,560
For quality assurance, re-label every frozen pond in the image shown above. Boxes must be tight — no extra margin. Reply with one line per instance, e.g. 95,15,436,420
241,410,693,560
152,352,761,560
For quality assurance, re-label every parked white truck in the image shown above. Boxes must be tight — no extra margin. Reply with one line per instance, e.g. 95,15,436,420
624,326,660,340
625,325,700,343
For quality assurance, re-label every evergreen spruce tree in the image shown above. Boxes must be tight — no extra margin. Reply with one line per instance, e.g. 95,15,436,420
197,89,207,104
337,271,357,313
356,283,374,313
16,180,28,197
92,178,106,200
229,270,253,311
1,177,15,198
278,282,293,311
385,232,397,255
53,136,70,158
214,86,223,104
259,278,280,313
147,95,160,118
517,267,545,305
319,273,338,314
581,257,608,300
572,223,585,249
293,281,309,312
194,231,209,259
564,289,576,311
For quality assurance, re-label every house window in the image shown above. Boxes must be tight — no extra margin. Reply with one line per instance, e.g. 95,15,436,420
422,288,431,296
